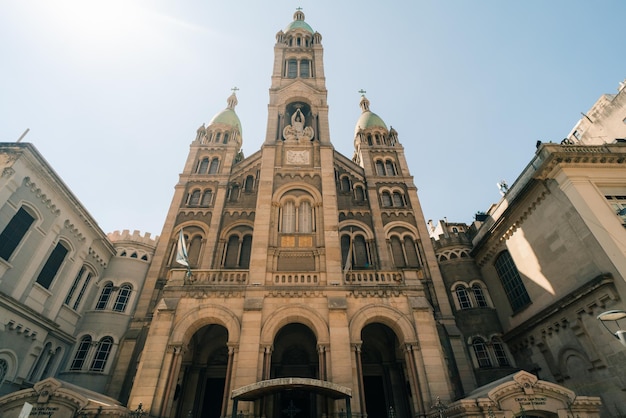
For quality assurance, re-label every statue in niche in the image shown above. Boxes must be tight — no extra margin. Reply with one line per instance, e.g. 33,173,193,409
283,108,314,141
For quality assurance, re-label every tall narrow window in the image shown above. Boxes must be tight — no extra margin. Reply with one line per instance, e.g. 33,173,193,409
90,337,113,372
197,158,209,174
239,235,253,268
392,192,404,207
65,267,86,305
224,235,240,268
113,284,132,312
472,337,492,368
209,158,219,174
282,201,296,233
223,132,229,144
96,283,113,310
36,242,69,289
381,192,392,207
353,235,369,268
455,285,471,309
375,160,385,176
341,176,351,192
390,236,405,268
403,237,420,267
73,271,93,310
189,190,201,206
300,59,310,77
355,186,365,202
201,190,213,206
287,59,297,78
492,338,510,367
472,284,488,307
0,207,35,261
70,336,92,371
385,160,396,176
494,251,531,312
244,175,254,192
298,201,312,233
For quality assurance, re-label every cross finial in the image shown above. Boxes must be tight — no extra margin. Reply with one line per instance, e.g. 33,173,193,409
296,7,303,11
358,89,367,95
231,86,239,94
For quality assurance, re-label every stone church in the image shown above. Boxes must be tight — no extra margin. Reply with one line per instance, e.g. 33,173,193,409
2,8,625,418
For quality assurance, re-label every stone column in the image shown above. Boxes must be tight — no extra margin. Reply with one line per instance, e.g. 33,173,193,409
352,343,366,417
160,344,184,417
221,344,238,418
404,343,425,415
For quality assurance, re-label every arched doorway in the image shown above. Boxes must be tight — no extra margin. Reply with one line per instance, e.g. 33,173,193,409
269,323,319,418
177,325,229,418
361,323,412,418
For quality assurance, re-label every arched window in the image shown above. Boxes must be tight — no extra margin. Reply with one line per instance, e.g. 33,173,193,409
187,234,203,267
287,59,297,78
41,347,61,379
113,284,132,312
390,236,405,268
282,201,296,233
189,190,201,206
375,160,385,176
341,176,351,192
224,235,240,268
392,192,404,207
197,158,209,174
494,251,531,312
385,160,396,176
0,206,35,261
0,359,8,386
455,285,471,309
355,186,365,202
300,59,310,77
299,201,312,233
403,237,420,267
215,132,221,143
223,132,229,144
244,175,254,192
367,135,373,146
472,284,488,307
229,185,240,202
491,337,510,367
239,235,253,269
472,337,492,368
381,191,392,207
36,241,69,289
90,337,113,372
70,336,92,371
95,283,113,310
201,190,213,206
65,266,86,306
209,158,219,174
30,342,51,381
353,235,369,268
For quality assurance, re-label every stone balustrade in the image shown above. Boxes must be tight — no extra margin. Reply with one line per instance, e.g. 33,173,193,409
344,270,403,284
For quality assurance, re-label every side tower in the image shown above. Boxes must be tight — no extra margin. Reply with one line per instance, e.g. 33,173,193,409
123,10,459,418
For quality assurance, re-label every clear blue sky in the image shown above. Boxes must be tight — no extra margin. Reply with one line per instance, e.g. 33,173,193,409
1,1,624,236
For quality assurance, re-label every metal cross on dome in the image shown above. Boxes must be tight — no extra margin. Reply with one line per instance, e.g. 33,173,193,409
231,86,239,93
358,89,367,95
296,7,303,11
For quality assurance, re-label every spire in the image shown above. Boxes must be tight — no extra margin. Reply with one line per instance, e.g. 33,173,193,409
227,87,239,110
359,90,370,112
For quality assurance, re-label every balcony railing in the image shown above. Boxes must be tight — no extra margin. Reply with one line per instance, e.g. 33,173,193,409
344,271,403,284
168,269,248,285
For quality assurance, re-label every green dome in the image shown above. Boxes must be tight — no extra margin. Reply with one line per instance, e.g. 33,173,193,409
209,108,242,133
285,10,314,34
285,19,314,34
355,111,387,136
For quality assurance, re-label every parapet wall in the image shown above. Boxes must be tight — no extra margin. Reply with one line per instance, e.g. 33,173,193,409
107,230,159,247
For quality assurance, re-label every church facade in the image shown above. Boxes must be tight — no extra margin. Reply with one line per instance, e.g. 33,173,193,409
120,10,460,418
